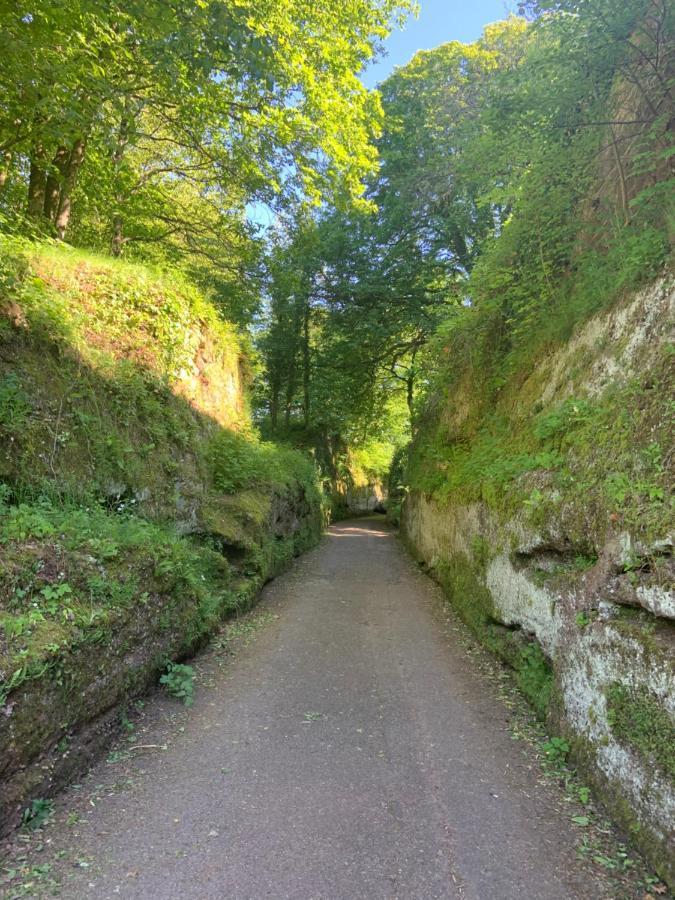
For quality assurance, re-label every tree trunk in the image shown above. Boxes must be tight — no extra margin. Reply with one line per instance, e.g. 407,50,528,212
55,138,86,240
284,386,294,429
406,349,418,427
284,356,297,429
43,146,69,222
110,104,132,256
609,125,630,226
270,375,281,431
27,147,47,219
406,372,415,421
270,394,279,431
302,302,311,428
0,152,11,190
111,214,124,257
284,323,300,429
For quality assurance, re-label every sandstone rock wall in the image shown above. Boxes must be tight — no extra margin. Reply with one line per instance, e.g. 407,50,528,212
402,278,674,881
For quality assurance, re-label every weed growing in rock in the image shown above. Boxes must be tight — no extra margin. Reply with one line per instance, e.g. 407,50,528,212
515,642,553,719
577,786,591,806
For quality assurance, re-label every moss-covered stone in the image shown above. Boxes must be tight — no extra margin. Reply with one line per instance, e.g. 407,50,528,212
606,682,675,779
401,276,675,888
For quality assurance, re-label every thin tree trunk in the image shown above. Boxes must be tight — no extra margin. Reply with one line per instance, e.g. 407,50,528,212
270,376,281,431
284,316,300,429
406,348,418,429
609,125,630,225
284,357,297,429
302,302,311,428
0,152,11,190
284,387,294,429
110,106,131,256
43,146,69,221
55,138,86,240
270,394,279,431
406,372,414,421
27,146,47,219
111,215,124,257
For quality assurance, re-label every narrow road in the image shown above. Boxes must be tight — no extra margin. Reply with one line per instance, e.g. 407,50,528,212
7,519,623,898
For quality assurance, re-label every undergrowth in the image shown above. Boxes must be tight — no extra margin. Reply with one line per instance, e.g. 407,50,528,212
0,497,234,704
208,429,320,498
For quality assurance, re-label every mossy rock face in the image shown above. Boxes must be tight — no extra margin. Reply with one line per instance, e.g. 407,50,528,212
405,489,675,884
0,239,324,836
402,299,675,887
432,551,499,635
405,278,674,550
424,549,554,720
551,720,675,888
606,682,675,780
0,485,322,836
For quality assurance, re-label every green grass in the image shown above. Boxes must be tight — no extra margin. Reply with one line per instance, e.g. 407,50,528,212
0,235,322,510
408,357,673,548
0,235,244,391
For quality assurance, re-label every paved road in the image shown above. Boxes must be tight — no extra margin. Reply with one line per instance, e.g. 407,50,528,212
12,519,616,898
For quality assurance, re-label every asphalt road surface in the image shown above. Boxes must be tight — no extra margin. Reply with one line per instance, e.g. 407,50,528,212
6,519,625,899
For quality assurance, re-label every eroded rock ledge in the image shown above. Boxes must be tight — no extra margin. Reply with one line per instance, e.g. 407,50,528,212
402,278,675,883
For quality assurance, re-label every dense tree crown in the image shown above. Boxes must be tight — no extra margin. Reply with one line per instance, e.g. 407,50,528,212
0,0,414,319
257,0,672,493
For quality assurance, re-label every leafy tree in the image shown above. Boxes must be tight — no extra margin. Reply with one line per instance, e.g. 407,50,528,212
259,0,672,502
0,0,416,321
258,19,531,452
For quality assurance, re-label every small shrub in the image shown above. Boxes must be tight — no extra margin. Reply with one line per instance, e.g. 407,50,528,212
209,430,272,493
160,661,195,706
516,642,553,719
542,736,570,767
22,798,54,830
0,504,57,541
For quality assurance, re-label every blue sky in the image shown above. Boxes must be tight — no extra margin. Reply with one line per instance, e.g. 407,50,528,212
362,0,517,88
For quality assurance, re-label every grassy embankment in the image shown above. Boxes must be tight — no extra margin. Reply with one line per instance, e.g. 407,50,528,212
405,209,673,711
0,237,322,826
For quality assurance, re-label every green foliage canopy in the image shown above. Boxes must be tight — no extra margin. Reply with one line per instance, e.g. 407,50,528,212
0,0,416,320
